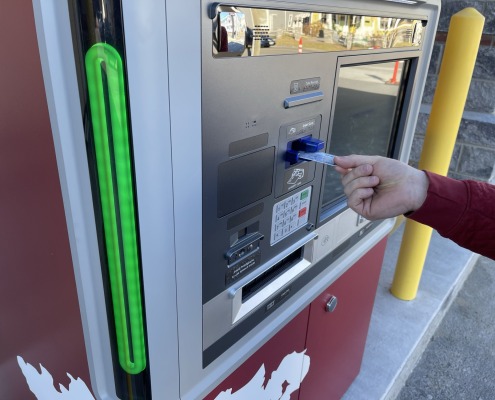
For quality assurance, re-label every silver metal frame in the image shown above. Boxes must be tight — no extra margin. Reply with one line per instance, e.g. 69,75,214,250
32,1,118,397
33,0,181,398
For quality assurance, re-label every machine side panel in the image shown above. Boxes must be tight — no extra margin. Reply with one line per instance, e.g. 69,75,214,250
0,1,91,398
166,0,205,397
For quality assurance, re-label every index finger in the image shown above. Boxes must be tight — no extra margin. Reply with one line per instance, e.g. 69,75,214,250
334,155,378,170
341,163,374,187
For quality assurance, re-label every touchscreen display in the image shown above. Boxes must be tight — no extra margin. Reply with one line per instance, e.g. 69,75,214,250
321,60,408,213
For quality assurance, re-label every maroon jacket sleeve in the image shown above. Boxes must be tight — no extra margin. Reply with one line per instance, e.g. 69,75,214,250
407,171,495,260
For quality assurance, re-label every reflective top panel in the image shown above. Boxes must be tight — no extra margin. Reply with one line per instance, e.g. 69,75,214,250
211,5,425,57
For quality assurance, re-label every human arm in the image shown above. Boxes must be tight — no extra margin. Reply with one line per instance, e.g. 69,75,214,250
407,171,495,259
334,154,495,259
333,155,428,220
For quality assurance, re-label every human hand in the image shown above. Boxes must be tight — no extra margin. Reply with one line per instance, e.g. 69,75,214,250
333,155,429,220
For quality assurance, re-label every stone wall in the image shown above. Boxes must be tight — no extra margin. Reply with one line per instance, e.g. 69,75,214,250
409,0,495,181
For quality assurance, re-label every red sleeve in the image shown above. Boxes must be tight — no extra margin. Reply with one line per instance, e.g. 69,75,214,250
407,171,495,260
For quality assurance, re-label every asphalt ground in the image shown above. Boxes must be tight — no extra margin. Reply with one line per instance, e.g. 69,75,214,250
397,256,495,400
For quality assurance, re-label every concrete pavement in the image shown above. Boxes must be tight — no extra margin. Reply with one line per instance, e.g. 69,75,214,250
397,255,495,400
342,223,483,399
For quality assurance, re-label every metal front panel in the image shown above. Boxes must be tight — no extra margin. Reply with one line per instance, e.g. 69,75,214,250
198,0,439,380
64,0,438,399
201,17,332,366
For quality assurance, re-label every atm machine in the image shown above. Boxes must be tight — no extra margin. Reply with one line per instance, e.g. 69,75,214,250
31,0,440,399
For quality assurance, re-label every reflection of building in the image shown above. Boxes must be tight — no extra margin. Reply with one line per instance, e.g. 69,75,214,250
257,10,312,37
242,7,420,51
333,16,417,48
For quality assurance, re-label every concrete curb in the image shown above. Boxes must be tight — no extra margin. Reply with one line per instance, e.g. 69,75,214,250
342,225,477,400
384,252,479,400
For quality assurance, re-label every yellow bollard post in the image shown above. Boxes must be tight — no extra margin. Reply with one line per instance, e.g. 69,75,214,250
391,8,485,301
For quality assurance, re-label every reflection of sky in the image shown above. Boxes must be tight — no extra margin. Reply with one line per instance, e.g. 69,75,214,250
219,11,247,53
220,12,246,35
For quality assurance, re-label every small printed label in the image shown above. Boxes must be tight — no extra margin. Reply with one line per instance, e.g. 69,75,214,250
283,163,315,194
265,287,292,313
290,77,321,94
287,119,316,138
225,251,261,284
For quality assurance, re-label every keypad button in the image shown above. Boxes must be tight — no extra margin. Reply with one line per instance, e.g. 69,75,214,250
271,187,312,244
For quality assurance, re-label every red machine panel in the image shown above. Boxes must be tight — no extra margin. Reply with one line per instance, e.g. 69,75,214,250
299,238,387,400
205,307,311,400
0,1,91,399
205,238,387,400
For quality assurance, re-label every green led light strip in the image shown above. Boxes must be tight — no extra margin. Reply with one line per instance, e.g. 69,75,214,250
85,42,146,375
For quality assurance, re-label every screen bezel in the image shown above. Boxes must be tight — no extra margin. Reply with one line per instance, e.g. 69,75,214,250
318,52,419,225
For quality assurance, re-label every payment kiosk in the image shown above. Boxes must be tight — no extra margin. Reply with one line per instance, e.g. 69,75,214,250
30,0,440,399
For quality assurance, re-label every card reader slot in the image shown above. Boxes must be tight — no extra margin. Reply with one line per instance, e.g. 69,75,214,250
242,247,302,302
